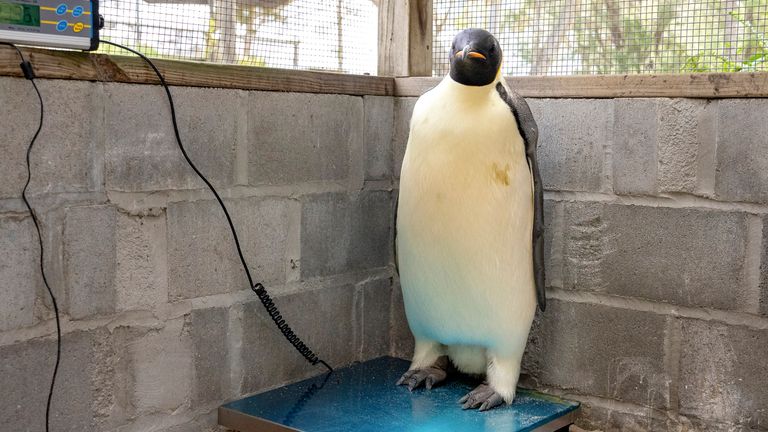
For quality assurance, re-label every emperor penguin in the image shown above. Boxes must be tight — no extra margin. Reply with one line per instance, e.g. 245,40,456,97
395,28,545,411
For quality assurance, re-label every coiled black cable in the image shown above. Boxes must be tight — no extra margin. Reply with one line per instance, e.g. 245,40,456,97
252,283,330,370
1,42,62,432
101,40,332,373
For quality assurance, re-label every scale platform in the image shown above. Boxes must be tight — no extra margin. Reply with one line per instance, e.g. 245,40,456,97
219,357,579,432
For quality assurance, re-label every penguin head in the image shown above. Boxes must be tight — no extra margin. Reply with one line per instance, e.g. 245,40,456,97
449,28,502,86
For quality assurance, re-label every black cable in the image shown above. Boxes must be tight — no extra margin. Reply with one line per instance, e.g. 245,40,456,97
101,40,332,373
1,42,62,432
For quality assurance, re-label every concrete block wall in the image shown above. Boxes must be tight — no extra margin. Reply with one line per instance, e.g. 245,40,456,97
3,72,768,432
391,96,768,432
0,77,396,431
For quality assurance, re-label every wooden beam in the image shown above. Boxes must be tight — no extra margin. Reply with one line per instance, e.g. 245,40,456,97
0,46,395,96
408,0,433,76
5,46,766,99
378,0,408,77
378,0,433,77
395,73,768,98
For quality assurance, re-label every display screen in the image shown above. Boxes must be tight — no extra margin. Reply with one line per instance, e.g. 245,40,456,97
0,1,40,27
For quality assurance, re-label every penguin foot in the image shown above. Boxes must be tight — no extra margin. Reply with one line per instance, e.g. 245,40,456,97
396,356,449,391
459,383,506,411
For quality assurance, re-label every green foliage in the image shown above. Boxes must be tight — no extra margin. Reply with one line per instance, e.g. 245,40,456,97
572,0,689,74
681,7,767,72
237,55,268,66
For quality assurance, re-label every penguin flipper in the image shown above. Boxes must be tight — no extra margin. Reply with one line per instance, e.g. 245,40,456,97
393,192,400,275
495,82,546,312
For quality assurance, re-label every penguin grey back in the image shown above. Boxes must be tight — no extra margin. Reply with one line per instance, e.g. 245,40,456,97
495,83,546,311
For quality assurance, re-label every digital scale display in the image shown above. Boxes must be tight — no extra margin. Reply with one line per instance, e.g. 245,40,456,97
0,1,40,27
0,0,99,50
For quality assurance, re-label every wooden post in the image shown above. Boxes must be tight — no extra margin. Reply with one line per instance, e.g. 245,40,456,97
378,0,433,77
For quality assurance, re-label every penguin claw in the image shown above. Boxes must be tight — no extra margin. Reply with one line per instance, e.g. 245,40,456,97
395,370,413,386
425,376,435,389
460,383,506,411
396,366,447,391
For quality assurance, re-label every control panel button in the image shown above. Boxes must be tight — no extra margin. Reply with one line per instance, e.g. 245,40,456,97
56,20,68,31
72,6,83,17
73,22,84,32
56,4,68,15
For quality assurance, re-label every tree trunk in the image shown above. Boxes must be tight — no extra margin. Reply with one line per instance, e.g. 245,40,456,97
531,0,575,75
245,7,255,58
211,0,238,63
723,0,741,63
337,0,344,70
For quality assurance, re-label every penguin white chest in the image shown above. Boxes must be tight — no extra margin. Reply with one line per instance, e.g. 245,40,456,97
396,81,536,352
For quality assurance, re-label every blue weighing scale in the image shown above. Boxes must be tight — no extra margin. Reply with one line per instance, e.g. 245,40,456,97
219,357,580,432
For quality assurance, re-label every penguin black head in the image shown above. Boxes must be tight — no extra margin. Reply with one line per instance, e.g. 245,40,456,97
449,28,502,86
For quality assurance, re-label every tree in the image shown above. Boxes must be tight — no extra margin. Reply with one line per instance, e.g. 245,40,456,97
208,0,293,63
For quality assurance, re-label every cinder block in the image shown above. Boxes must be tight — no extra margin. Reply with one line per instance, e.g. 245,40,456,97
1,78,105,198
520,313,541,383
240,284,357,393
532,300,670,408
300,193,347,277
761,215,768,317
0,77,34,198
190,307,230,408
679,319,768,428
128,318,192,414
356,277,393,360
715,99,768,203
363,96,394,180
574,401,674,432
680,416,762,432
168,197,296,300
104,84,240,192
115,212,168,311
300,191,392,278
0,330,110,431
248,92,361,185
613,99,658,195
657,99,707,194
389,280,414,359
562,202,751,311
160,413,221,432
64,205,117,319
614,98,709,196
350,191,393,271
528,99,611,192
0,216,41,331
392,97,417,178
542,199,561,288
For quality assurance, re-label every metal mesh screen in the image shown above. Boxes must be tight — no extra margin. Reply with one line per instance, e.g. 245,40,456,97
434,0,768,76
99,0,378,74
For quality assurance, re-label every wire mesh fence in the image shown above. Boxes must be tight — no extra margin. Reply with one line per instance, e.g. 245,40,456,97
97,0,768,76
433,0,768,76
99,0,378,74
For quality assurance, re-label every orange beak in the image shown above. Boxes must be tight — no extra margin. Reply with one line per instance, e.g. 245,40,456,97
455,49,487,60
